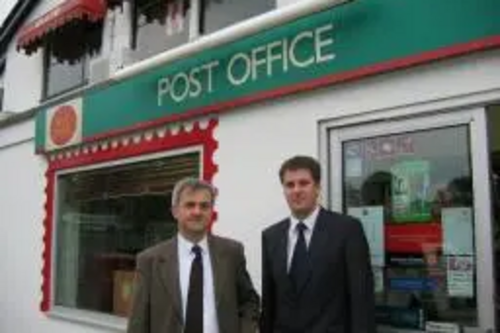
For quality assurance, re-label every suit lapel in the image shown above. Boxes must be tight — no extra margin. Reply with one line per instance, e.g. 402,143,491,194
308,208,332,278
275,220,294,296
157,237,183,322
208,235,226,309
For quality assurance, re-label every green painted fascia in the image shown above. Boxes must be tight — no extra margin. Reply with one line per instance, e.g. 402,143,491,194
35,107,46,151
35,0,500,152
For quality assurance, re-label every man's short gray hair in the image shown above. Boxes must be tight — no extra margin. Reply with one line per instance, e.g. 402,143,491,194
171,177,217,207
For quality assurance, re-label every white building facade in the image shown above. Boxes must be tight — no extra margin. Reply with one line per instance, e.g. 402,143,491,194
0,0,500,332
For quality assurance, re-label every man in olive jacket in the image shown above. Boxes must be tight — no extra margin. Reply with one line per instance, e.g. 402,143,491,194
127,178,259,333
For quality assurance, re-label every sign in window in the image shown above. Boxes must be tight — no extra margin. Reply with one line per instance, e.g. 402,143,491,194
341,125,477,330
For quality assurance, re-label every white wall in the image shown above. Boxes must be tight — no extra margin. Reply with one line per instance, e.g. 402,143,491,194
0,119,45,331
277,0,302,7
0,118,126,333
213,49,500,290
3,32,44,113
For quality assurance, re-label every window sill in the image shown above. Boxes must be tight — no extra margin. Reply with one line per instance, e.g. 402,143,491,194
48,306,127,332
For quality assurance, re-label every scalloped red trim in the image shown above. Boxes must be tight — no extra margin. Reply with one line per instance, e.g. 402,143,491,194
18,0,106,49
40,118,218,312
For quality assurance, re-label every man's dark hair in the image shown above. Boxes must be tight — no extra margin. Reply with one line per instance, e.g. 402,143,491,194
279,155,321,184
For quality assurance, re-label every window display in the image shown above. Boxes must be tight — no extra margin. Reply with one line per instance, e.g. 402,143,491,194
54,151,200,316
342,125,476,329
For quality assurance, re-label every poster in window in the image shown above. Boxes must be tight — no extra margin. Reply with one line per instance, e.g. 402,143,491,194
425,321,460,333
442,207,474,256
347,206,385,266
391,160,431,222
385,222,441,254
447,256,474,298
344,142,363,178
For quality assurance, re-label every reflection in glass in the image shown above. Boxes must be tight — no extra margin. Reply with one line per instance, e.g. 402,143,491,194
202,0,274,34
134,0,190,61
342,126,477,329
45,55,87,97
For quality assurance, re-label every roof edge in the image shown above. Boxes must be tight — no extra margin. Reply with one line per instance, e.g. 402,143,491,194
0,0,40,57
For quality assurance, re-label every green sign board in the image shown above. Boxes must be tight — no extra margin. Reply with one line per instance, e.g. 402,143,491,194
36,0,500,151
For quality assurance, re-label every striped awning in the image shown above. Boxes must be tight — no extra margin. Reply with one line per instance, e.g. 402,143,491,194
17,0,106,54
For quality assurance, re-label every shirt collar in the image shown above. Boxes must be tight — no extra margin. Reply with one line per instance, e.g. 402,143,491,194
177,232,209,256
289,205,320,233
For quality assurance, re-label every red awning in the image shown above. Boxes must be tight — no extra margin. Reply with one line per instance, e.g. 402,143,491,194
17,0,106,51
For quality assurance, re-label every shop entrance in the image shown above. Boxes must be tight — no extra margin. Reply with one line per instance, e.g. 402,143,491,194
322,108,495,333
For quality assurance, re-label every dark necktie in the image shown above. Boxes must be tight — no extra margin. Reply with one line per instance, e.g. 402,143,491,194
185,245,203,333
289,222,310,293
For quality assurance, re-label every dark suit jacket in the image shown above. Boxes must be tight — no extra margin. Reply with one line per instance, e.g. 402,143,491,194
261,208,376,333
127,234,260,333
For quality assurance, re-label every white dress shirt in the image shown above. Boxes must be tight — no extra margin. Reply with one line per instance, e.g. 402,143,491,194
178,234,220,333
287,205,320,271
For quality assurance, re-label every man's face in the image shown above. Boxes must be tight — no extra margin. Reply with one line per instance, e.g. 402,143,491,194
173,187,213,240
282,168,320,219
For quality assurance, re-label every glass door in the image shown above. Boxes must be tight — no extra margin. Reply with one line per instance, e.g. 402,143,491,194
324,109,494,333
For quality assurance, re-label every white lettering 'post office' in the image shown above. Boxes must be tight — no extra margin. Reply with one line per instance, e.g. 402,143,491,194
157,60,220,106
315,24,335,63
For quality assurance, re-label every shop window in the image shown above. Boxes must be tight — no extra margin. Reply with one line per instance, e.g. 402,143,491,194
40,119,218,321
53,151,199,316
340,126,477,329
132,0,275,61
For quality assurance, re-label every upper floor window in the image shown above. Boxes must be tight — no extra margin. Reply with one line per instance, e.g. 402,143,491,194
16,0,106,99
133,0,191,61
43,20,103,98
201,0,274,34
133,0,275,61
44,48,88,99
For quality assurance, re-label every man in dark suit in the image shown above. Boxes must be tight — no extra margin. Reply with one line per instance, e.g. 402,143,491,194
261,156,376,333
127,178,259,333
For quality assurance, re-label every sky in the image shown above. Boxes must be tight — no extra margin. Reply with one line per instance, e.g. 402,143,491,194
0,0,18,27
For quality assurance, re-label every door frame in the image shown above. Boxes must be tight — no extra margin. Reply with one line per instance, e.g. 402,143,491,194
319,106,495,332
